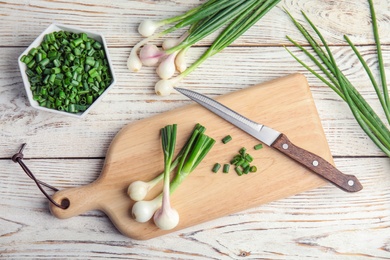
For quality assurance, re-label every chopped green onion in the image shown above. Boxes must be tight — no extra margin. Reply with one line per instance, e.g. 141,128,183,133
20,30,113,114
223,164,230,173
212,163,221,173
228,146,260,176
234,166,243,176
254,144,263,150
222,135,232,144
241,161,249,169
244,154,253,162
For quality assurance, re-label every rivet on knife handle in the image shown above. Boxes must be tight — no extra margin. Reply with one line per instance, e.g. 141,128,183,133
271,134,363,192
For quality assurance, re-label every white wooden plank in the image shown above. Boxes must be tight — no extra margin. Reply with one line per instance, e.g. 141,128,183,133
1,0,390,258
0,0,389,47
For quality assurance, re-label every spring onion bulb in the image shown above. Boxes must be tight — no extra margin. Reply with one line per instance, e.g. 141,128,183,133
138,2,204,38
155,78,180,96
127,31,167,72
138,20,162,37
162,38,181,50
127,48,143,72
153,201,179,230
162,32,189,50
152,124,179,230
156,52,178,79
127,173,163,201
175,47,189,73
129,123,215,230
139,44,165,66
131,196,162,223
128,0,281,95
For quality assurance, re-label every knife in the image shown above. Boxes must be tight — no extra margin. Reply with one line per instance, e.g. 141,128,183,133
175,87,362,192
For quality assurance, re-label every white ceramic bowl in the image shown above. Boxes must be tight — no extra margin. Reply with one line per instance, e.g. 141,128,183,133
18,23,116,118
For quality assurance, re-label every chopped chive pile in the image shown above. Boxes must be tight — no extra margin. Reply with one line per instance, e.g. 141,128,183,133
20,30,113,114
230,147,257,176
213,134,264,175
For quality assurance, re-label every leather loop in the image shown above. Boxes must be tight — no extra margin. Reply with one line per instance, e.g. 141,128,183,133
11,143,68,209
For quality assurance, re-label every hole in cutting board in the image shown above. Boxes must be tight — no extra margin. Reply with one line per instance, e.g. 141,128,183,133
60,198,70,209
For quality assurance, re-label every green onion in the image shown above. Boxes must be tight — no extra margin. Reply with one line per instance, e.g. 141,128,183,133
254,144,263,150
130,123,215,227
229,147,258,176
223,164,230,173
284,1,390,157
235,166,243,176
20,30,113,114
212,163,221,173
153,124,179,230
222,135,232,144
244,154,253,162
128,0,281,96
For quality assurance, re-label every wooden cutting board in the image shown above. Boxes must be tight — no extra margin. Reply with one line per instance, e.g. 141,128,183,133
50,73,331,240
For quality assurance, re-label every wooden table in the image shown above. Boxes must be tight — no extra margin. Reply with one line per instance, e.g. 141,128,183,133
1,0,389,259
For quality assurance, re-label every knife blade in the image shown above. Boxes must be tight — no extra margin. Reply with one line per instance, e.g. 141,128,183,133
175,87,362,192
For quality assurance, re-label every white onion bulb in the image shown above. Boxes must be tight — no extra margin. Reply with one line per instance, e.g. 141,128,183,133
175,48,188,73
156,52,178,79
127,181,150,201
127,49,142,72
131,198,161,223
139,44,164,66
155,79,174,96
153,206,179,230
162,38,181,50
138,20,159,37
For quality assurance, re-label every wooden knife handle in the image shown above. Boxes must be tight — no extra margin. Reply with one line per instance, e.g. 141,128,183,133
271,134,363,192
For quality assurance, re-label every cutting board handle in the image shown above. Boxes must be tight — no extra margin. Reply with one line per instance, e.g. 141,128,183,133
49,181,102,219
